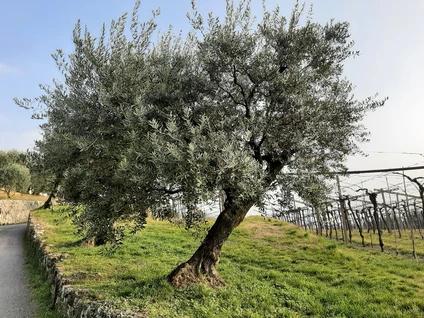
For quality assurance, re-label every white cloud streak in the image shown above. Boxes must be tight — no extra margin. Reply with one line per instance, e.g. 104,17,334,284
0,62,18,74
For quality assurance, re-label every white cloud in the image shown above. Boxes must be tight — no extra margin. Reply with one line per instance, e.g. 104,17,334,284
0,62,18,75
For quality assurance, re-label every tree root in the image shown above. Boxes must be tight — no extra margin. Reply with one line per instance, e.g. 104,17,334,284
168,262,225,288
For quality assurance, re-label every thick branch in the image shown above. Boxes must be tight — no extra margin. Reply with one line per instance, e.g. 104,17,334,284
245,70,257,85
247,134,267,164
394,172,424,192
217,83,244,106
232,65,251,119
248,137,263,165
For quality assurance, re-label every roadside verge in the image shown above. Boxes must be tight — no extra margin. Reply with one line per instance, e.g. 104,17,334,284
26,214,139,318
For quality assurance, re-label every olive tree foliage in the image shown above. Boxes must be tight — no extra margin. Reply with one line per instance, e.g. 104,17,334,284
0,149,28,167
26,151,51,195
16,1,159,241
0,150,31,198
16,0,385,286
26,145,67,207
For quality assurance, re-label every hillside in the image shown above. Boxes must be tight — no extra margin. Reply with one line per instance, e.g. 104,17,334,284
30,209,424,318
0,189,48,201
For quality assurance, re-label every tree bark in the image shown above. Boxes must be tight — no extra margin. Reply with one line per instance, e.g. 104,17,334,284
347,198,365,247
168,197,255,287
380,193,392,234
367,207,377,234
362,209,372,234
5,188,12,199
368,192,384,252
355,210,365,247
378,207,390,234
41,178,61,209
326,209,332,239
391,206,402,238
412,201,424,239
314,207,323,236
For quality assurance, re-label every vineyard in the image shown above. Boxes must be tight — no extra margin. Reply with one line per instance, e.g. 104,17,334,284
150,155,424,260
271,164,424,258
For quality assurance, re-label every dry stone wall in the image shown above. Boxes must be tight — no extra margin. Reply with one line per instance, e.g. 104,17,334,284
26,215,141,318
0,200,43,224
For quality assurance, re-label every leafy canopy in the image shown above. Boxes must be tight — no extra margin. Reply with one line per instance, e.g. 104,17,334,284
15,0,385,241
0,150,31,198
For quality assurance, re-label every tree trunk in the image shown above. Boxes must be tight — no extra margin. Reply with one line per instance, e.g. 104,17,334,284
314,207,323,236
367,207,377,234
346,209,352,244
391,207,402,238
347,198,365,247
42,192,55,209
322,210,328,237
402,203,417,259
412,201,424,239
168,198,255,287
362,209,371,233
368,192,384,252
330,210,339,241
5,188,12,199
355,211,365,247
327,209,332,239
380,192,392,234
378,207,390,234
41,178,61,209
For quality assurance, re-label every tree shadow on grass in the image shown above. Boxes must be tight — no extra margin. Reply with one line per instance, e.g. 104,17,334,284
56,238,87,248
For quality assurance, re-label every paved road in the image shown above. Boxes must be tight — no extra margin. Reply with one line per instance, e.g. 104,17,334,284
0,224,35,317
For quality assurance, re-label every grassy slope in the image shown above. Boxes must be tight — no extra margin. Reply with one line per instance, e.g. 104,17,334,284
0,189,48,201
31,209,424,318
348,229,424,258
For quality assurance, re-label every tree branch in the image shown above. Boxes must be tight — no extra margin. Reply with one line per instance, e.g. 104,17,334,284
245,70,257,85
232,65,251,119
217,83,244,107
393,172,424,192
248,137,263,165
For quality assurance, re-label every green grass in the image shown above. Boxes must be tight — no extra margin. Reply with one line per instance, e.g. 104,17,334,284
347,228,424,257
30,209,424,318
0,189,48,201
23,233,64,318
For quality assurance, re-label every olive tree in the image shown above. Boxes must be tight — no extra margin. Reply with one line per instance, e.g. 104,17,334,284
127,1,385,286
17,0,385,287
0,150,31,198
16,1,159,242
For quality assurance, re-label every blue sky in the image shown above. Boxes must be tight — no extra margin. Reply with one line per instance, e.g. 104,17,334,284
1,0,423,194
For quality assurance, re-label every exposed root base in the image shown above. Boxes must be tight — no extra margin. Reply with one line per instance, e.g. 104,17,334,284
168,262,225,288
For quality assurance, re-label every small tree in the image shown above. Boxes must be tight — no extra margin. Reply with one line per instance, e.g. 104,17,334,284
0,150,31,198
17,0,386,287
0,163,31,198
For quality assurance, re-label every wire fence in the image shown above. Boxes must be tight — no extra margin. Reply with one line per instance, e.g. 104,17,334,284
270,168,424,258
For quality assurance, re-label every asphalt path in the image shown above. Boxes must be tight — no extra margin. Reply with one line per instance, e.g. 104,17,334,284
0,224,34,317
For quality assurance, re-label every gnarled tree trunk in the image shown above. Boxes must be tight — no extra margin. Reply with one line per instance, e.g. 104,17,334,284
41,178,61,210
168,198,255,287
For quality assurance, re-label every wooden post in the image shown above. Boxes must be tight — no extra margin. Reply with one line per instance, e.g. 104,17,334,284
336,175,349,243
402,171,411,217
380,192,392,234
